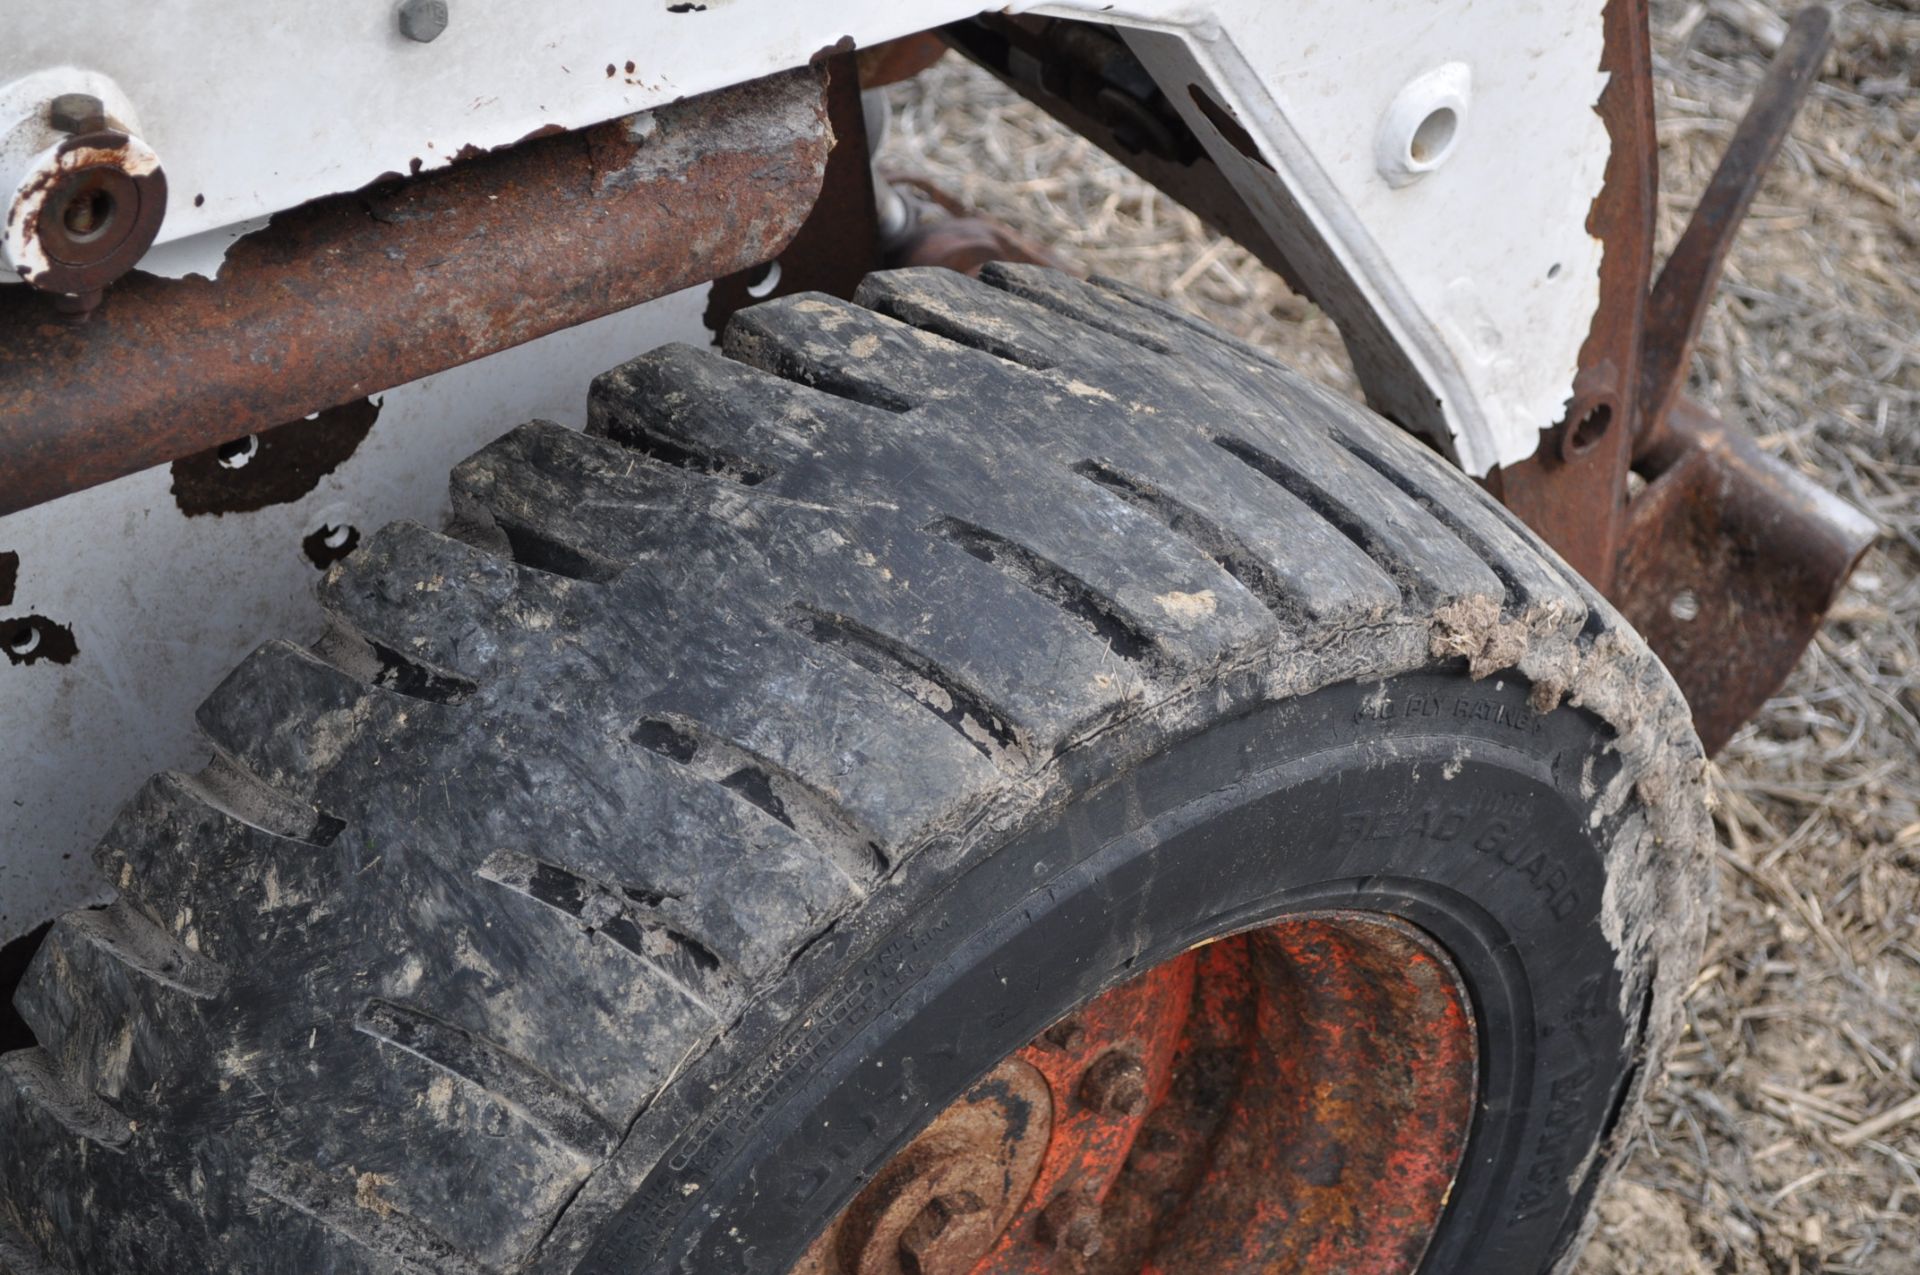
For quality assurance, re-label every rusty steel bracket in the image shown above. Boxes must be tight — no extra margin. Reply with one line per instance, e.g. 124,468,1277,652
704,49,882,335
0,68,833,517
1616,398,1875,753
1483,0,1657,591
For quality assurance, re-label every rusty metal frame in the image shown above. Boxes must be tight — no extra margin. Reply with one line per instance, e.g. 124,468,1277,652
1480,0,1656,591
1601,6,1871,750
0,68,833,518
1618,397,1875,752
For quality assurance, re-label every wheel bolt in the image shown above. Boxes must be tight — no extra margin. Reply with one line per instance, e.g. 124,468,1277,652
1078,1048,1148,1118
896,1190,993,1275
1042,1015,1087,1051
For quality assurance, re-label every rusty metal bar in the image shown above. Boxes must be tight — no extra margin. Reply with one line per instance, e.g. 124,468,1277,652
0,69,832,518
1637,6,1833,444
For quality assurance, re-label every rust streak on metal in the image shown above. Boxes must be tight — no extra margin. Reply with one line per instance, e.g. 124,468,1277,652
0,69,832,517
1484,0,1656,590
1637,6,1835,444
1615,397,1875,754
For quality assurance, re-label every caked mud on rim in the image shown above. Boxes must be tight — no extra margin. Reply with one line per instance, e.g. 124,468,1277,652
794,911,1477,1275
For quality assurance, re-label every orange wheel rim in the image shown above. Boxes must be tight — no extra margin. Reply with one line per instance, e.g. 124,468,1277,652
796,910,1477,1274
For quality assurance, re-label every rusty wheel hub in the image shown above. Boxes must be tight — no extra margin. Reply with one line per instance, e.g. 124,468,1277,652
797,911,1477,1275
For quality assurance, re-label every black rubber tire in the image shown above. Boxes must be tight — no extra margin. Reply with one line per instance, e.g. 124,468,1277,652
0,265,1710,1275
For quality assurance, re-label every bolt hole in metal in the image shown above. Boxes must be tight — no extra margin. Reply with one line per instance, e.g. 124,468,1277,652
1670,589,1702,623
796,912,1477,1275
302,523,361,569
216,435,260,470
1407,107,1458,166
1376,62,1471,187
746,259,784,299
1561,401,1615,459
4,623,39,658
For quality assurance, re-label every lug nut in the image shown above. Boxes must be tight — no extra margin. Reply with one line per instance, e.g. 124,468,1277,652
1078,1049,1148,1118
1037,1191,1104,1267
1042,1016,1087,1052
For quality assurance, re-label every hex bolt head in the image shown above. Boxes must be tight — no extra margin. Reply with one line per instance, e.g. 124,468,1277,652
397,0,449,43
1036,1191,1104,1268
1078,1049,1148,1118
47,93,107,135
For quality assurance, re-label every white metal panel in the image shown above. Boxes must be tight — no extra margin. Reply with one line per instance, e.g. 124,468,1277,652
1103,1,1610,473
2,1,957,251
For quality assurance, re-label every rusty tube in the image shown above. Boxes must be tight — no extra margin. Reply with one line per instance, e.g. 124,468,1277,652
0,68,832,517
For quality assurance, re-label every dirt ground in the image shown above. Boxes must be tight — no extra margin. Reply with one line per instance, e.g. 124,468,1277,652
882,4,1920,1271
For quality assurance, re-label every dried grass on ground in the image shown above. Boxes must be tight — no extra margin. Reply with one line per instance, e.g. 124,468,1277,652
882,4,1920,1270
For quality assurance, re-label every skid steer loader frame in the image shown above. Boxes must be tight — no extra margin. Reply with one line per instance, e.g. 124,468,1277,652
0,1,1870,959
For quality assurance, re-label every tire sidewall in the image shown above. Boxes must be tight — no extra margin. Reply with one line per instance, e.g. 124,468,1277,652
581,669,1653,1275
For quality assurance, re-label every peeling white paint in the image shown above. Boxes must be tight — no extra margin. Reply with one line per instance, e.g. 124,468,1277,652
135,214,270,281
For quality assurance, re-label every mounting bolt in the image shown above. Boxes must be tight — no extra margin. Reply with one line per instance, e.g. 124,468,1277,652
1036,1191,1104,1268
47,94,107,135
1041,1016,1087,1052
397,0,449,43
4,79,166,303
1078,1049,1148,1118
